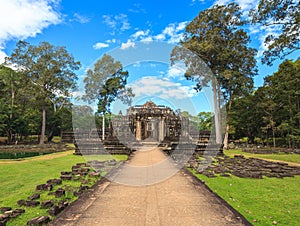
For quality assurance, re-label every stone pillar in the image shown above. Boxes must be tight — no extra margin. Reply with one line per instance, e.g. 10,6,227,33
136,120,142,141
159,118,165,142
153,120,158,140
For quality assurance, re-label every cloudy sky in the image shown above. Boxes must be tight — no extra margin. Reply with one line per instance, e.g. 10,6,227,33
0,0,298,114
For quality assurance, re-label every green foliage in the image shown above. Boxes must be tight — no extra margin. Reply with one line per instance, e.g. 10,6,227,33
83,54,134,114
72,105,94,131
230,59,300,147
251,0,300,65
0,65,32,141
172,3,257,146
181,111,213,131
229,94,263,143
2,41,80,144
7,41,80,101
198,112,213,131
176,2,257,99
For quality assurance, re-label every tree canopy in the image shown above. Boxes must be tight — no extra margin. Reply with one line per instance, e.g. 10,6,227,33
5,41,80,144
83,54,134,114
230,59,300,147
251,0,300,65
172,3,257,146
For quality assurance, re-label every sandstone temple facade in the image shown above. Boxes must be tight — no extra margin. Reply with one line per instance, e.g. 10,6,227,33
113,101,188,142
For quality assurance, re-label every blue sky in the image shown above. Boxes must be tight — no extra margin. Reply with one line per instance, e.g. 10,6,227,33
0,0,298,114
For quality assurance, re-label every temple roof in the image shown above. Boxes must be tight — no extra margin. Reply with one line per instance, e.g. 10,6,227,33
142,100,157,108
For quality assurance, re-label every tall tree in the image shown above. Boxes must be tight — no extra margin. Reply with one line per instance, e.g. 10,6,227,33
0,65,28,142
263,59,300,147
83,54,134,139
6,41,80,144
172,3,257,147
251,0,300,65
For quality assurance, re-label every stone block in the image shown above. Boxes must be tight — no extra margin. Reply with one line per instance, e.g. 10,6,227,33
60,175,72,180
41,200,55,209
46,178,62,185
17,200,26,206
25,201,40,207
28,193,40,201
36,183,53,191
27,216,50,225
0,207,11,213
54,188,65,198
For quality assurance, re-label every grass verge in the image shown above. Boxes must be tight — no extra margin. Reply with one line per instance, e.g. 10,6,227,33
0,150,127,225
224,149,300,164
189,169,300,226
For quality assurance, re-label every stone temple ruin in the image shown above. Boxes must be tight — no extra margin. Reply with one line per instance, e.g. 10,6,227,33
64,101,217,156
113,101,185,143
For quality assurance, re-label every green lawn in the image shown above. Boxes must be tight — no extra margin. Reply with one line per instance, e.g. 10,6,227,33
191,170,300,226
84,154,128,162
0,153,85,207
190,149,300,225
224,149,300,164
0,150,127,225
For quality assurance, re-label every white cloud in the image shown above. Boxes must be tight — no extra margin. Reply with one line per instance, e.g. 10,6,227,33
106,38,116,43
129,76,197,100
116,14,131,31
132,30,150,40
176,21,188,32
140,36,153,43
167,62,187,79
191,0,205,4
72,13,90,24
162,24,175,36
103,13,131,34
168,33,185,44
0,0,61,47
121,39,135,50
248,24,261,34
93,42,109,50
256,25,280,57
128,21,188,45
128,3,146,14
158,22,188,43
214,0,258,11
154,33,165,41
0,50,7,64
103,15,116,28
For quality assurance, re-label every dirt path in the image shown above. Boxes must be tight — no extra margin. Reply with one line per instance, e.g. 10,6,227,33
0,150,75,164
51,147,249,226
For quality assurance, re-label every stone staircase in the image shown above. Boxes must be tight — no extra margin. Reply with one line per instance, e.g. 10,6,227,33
71,131,135,155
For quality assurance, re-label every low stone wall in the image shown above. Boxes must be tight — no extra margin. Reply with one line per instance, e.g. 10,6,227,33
0,143,73,154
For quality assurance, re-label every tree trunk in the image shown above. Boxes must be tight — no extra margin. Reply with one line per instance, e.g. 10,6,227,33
102,114,105,140
272,127,276,148
223,99,232,149
223,124,230,149
6,130,12,144
10,75,14,120
261,131,264,146
212,80,222,144
40,106,46,145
